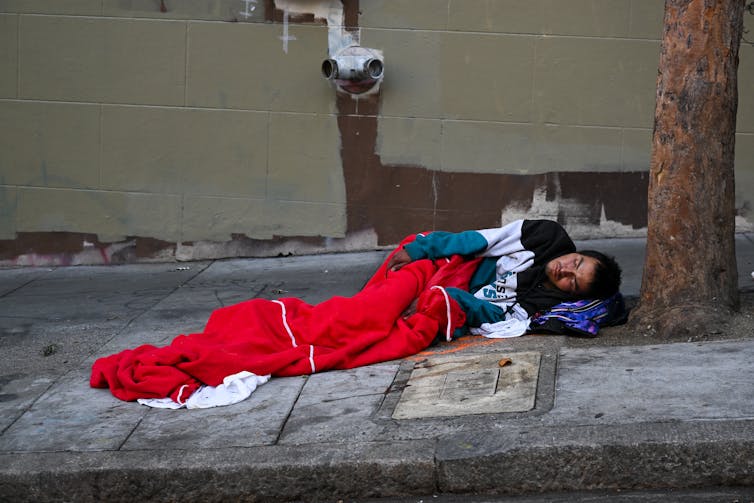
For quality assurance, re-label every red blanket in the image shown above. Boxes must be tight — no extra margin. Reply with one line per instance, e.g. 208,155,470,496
90,237,480,403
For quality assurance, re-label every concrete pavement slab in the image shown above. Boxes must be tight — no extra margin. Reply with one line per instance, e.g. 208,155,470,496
293,364,400,406
0,317,122,379
0,264,214,438
0,368,147,452
0,373,54,433
279,364,400,445
737,232,754,285
548,339,754,425
0,266,53,297
90,308,209,356
282,392,388,445
0,264,206,321
122,375,306,450
198,251,387,305
0,262,210,378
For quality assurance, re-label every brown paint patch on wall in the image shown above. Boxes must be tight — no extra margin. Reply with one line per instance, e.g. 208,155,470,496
337,94,648,245
0,232,175,265
0,232,97,257
0,232,359,265
556,171,649,226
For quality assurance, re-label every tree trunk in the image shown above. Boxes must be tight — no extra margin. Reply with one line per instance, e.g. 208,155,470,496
629,0,744,337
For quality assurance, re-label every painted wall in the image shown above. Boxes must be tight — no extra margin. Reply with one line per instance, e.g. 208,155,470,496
0,0,752,265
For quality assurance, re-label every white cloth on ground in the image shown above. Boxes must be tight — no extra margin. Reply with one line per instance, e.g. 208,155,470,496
137,371,271,409
470,317,530,339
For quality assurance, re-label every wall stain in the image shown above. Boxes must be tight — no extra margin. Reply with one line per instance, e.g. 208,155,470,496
337,92,647,246
0,232,174,265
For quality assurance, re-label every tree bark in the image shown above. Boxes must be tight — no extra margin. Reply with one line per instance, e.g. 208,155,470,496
630,0,745,337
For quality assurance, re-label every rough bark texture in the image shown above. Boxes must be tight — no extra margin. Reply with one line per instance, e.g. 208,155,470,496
630,0,744,337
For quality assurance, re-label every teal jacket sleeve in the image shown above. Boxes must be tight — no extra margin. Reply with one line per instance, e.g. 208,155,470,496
403,230,489,261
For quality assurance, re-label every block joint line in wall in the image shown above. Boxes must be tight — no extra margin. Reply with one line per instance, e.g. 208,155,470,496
239,0,258,19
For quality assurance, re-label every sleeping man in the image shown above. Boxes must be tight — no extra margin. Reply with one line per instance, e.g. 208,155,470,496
91,219,623,408
386,219,622,333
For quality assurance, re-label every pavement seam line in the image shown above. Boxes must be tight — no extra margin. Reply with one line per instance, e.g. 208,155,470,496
6,260,219,441
81,260,216,364
78,262,215,451
431,437,442,495
0,263,84,435
117,409,148,451
0,378,57,437
0,267,56,299
250,282,270,300
534,350,558,414
273,375,309,445
213,288,226,307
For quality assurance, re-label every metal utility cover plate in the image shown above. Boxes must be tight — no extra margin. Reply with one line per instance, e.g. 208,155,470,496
392,351,541,419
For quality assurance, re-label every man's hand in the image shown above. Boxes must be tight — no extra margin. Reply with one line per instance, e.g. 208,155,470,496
386,248,412,272
401,298,418,317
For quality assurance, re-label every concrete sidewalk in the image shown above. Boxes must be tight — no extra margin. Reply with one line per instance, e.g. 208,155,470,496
0,236,753,502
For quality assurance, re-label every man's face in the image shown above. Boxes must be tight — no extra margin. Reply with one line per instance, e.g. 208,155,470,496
545,253,599,296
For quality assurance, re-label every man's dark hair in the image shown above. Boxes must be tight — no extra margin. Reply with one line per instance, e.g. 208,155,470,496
579,250,622,299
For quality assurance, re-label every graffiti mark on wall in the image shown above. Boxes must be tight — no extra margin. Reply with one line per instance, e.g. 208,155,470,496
239,0,258,19
279,8,296,53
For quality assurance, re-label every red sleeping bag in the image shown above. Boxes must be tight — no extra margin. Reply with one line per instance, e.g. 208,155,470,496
90,236,480,403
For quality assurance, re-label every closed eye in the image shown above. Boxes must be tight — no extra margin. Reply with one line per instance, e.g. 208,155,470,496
573,257,583,293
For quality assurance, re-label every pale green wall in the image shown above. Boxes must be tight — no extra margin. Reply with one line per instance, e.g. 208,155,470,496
364,0,753,233
366,0,752,185
0,1,344,253
0,0,753,264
